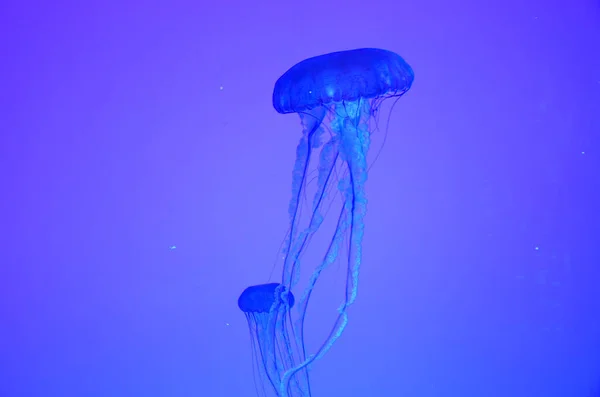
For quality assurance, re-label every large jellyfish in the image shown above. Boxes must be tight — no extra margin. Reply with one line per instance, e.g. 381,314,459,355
238,48,414,396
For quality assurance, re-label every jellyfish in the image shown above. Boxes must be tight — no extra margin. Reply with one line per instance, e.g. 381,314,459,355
238,48,414,396
238,283,310,396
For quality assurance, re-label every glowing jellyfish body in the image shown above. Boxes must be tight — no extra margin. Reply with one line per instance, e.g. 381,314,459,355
238,48,414,396
238,283,310,396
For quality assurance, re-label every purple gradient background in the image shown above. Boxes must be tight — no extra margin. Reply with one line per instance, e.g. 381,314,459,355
1,0,599,396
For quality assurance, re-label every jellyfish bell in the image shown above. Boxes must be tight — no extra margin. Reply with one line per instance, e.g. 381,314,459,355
238,283,295,314
273,48,414,115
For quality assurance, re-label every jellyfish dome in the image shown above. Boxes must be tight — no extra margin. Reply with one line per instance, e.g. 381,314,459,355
239,48,414,397
238,282,295,313
273,48,413,114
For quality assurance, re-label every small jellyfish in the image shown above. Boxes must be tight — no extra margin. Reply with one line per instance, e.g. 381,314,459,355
238,283,310,396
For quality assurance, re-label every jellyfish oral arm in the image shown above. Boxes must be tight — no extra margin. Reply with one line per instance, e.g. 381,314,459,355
282,108,327,289
285,143,340,293
341,113,369,307
280,109,371,397
281,131,312,289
